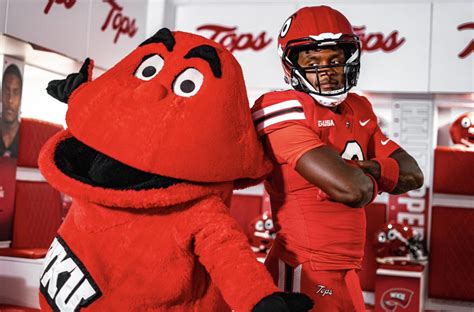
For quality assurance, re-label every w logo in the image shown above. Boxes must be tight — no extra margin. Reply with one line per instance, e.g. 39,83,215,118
380,288,414,311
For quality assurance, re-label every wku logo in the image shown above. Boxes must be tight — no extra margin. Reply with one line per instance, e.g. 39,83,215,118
381,288,414,311
40,236,101,311
458,22,474,58
196,24,272,52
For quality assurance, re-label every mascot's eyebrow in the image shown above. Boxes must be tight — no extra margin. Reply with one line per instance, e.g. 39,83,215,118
139,28,175,52
184,45,222,78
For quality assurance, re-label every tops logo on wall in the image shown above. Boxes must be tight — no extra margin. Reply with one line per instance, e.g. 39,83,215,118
174,2,429,92
197,25,272,53
44,0,76,14
196,24,406,54
430,2,472,92
43,0,138,43
177,3,467,92
6,0,146,68
353,26,405,53
458,22,474,58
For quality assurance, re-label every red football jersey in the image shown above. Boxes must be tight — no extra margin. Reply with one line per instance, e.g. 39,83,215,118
252,90,400,270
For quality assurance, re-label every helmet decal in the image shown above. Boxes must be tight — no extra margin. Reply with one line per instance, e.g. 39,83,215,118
374,222,428,265
280,16,293,38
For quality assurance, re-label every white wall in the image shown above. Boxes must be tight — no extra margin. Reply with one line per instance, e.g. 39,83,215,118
0,35,96,126
1,0,472,128
3,0,149,70
166,0,474,94
21,65,67,127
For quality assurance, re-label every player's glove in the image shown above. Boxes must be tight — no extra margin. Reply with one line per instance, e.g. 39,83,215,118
252,292,313,312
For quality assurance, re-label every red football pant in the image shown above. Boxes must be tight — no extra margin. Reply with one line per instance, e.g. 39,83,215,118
264,249,365,312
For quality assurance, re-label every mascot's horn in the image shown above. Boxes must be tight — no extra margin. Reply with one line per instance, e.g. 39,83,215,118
46,58,94,104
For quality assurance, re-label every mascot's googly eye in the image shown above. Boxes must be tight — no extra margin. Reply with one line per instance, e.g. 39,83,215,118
413,231,422,240
377,232,387,243
461,117,471,128
173,68,204,98
134,54,164,81
280,17,292,38
264,219,273,230
388,229,397,240
255,220,264,231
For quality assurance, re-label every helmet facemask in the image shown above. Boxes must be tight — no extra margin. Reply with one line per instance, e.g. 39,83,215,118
284,35,360,94
281,35,361,106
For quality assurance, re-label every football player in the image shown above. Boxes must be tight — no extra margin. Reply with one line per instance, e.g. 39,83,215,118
1,64,22,158
251,6,424,311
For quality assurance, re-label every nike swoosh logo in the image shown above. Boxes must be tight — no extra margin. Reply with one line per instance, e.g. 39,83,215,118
381,139,390,145
359,119,370,127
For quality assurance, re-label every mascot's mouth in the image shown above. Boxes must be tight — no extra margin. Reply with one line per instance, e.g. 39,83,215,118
54,137,182,190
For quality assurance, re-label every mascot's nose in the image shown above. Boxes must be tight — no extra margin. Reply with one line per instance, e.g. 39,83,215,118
155,84,168,100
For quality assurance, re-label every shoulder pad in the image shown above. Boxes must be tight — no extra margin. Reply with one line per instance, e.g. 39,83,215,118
252,90,302,111
252,90,306,136
347,92,371,106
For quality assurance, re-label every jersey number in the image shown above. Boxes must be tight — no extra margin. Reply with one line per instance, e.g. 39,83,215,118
341,141,364,161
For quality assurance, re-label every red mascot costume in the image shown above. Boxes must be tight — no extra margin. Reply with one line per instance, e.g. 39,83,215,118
38,28,312,312
449,111,474,149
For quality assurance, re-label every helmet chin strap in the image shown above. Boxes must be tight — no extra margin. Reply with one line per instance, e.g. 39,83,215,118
294,70,348,107
309,92,347,107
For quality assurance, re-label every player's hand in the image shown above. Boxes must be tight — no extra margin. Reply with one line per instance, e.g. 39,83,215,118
252,292,313,312
46,58,93,103
354,159,381,180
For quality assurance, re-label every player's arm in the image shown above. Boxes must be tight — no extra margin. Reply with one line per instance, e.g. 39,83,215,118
355,116,424,195
356,147,424,195
263,121,376,208
352,98,424,195
296,146,376,208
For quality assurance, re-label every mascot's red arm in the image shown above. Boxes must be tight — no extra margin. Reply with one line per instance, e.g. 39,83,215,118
191,196,277,311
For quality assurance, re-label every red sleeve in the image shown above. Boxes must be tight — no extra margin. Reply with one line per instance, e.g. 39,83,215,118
265,123,325,168
356,95,400,159
368,126,401,159
192,196,278,312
